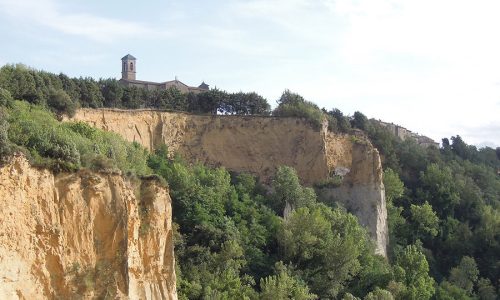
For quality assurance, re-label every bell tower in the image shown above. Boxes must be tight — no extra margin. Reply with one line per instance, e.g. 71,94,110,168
121,54,136,80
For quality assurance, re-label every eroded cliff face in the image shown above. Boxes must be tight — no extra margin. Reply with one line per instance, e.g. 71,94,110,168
319,140,387,256
0,155,177,300
70,109,387,256
70,109,332,185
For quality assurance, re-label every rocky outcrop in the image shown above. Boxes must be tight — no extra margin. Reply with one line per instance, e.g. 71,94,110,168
319,140,387,256
70,109,388,256
0,155,177,299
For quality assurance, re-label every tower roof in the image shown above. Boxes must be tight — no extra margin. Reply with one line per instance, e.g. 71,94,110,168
121,54,136,61
198,81,209,90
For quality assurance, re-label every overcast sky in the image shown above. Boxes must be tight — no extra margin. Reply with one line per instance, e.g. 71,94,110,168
0,0,499,147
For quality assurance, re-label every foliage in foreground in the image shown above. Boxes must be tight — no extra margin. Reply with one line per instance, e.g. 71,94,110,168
0,100,150,174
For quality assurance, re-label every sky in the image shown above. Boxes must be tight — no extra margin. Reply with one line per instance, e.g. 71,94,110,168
0,0,499,148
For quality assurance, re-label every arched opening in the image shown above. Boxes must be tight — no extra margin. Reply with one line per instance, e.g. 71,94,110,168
123,61,126,72
130,62,134,71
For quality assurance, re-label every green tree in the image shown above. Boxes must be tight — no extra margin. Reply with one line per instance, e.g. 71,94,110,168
58,73,80,102
419,164,460,218
384,169,404,203
393,245,435,300
0,109,11,159
77,77,104,108
0,64,38,103
347,253,392,299
434,281,470,300
352,111,371,131
476,278,497,300
0,87,13,106
364,121,400,171
343,293,361,300
278,205,370,298
100,79,124,107
122,86,143,108
47,89,77,117
274,90,325,129
397,139,429,183
271,166,316,214
409,202,439,242
451,135,476,161
363,288,394,300
260,262,316,300
383,169,407,252
327,108,351,133
448,256,479,295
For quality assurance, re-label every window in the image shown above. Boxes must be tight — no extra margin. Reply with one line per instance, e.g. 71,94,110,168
130,62,134,71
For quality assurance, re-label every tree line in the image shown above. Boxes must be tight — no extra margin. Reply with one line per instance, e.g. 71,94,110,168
0,64,271,116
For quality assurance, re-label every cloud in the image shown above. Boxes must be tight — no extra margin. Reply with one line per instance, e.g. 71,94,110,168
0,0,164,42
458,123,500,147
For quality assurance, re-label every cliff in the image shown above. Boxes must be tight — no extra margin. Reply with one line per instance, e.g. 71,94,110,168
0,155,177,300
71,109,388,256
319,140,387,255
69,110,332,185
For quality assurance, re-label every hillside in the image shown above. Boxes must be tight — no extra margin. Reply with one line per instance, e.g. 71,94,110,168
70,108,388,256
0,64,499,299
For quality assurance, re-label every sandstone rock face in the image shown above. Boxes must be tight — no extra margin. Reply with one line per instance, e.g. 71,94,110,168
0,155,177,300
319,141,387,256
70,110,331,185
70,109,388,256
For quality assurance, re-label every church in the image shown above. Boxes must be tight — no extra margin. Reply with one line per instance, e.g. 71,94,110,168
118,54,209,93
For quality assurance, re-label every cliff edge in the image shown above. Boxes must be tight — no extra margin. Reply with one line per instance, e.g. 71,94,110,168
0,155,177,299
71,109,387,256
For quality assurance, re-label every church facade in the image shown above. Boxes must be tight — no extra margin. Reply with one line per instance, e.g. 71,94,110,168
119,54,209,93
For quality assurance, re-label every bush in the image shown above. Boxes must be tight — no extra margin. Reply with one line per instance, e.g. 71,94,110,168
327,108,352,133
273,90,326,129
47,89,77,117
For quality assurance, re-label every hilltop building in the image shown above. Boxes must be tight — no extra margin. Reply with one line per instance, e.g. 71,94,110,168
119,54,209,93
374,120,439,148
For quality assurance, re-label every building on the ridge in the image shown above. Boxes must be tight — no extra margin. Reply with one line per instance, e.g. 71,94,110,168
374,120,439,148
119,54,209,94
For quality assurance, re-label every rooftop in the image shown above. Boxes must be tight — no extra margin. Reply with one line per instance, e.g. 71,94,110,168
121,54,136,60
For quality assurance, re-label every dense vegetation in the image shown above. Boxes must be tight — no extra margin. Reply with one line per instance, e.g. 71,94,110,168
0,100,150,174
148,152,398,299
1,64,499,299
352,112,500,300
273,90,352,133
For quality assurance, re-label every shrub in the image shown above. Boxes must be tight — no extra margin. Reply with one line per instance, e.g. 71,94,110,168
273,90,326,129
0,87,13,107
47,89,77,117
327,108,352,133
